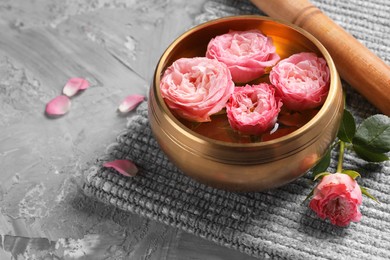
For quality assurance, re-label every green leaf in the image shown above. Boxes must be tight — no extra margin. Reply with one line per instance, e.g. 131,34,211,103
353,144,389,162
313,172,331,181
303,188,314,204
353,114,390,153
337,109,356,143
341,169,361,179
360,186,380,204
311,149,331,175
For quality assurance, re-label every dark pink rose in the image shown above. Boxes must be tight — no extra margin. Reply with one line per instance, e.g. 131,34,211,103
269,52,330,110
160,57,234,122
309,173,363,227
206,30,280,83
226,83,282,135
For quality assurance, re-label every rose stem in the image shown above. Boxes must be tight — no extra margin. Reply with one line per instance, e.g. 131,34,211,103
336,141,345,173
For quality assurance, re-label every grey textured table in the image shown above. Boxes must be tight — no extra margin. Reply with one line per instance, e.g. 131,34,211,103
1,0,390,259
0,0,256,259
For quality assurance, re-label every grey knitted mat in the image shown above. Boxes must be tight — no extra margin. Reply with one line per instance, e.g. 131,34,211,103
83,0,390,259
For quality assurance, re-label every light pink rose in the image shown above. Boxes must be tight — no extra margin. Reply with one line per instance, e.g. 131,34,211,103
226,83,282,135
269,52,330,111
160,57,234,122
309,173,363,227
206,30,280,83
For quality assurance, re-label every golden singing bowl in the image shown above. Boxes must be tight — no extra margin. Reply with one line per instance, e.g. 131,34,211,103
148,15,344,191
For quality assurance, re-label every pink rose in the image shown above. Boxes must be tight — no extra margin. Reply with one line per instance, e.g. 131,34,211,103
309,173,363,227
269,52,330,111
160,57,234,122
206,30,280,83
226,83,282,135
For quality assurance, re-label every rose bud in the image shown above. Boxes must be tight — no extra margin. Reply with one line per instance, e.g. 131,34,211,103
160,57,234,122
206,30,280,83
226,83,282,135
309,173,363,227
269,52,330,111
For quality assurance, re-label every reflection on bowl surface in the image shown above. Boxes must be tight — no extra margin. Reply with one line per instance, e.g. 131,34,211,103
148,15,343,191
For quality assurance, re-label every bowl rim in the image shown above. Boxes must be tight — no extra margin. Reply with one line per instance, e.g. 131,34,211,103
152,15,341,149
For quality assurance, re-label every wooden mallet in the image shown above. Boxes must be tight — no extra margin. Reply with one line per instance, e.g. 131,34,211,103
251,0,390,116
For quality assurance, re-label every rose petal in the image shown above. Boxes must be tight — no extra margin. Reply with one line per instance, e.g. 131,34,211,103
118,94,145,113
45,95,71,116
103,159,138,177
63,78,90,97
77,78,90,90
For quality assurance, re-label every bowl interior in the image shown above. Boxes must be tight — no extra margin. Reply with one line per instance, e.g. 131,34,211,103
154,15,337,146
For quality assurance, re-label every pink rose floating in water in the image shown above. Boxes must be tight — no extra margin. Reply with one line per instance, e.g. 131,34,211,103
206,30,280,83
309,173,363,226
270,52,330,111
160,57,234,122
226,83,282,135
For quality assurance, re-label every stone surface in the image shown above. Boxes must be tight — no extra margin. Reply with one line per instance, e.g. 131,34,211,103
0,0,256,259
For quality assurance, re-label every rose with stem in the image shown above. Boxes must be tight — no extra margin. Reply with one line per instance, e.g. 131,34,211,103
307,109,389,226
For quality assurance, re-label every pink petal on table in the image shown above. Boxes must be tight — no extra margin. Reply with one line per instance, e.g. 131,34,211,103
63,78,90,97
118,94,145,113
77,78,90,90
45,95,71,116
103,159,138,177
